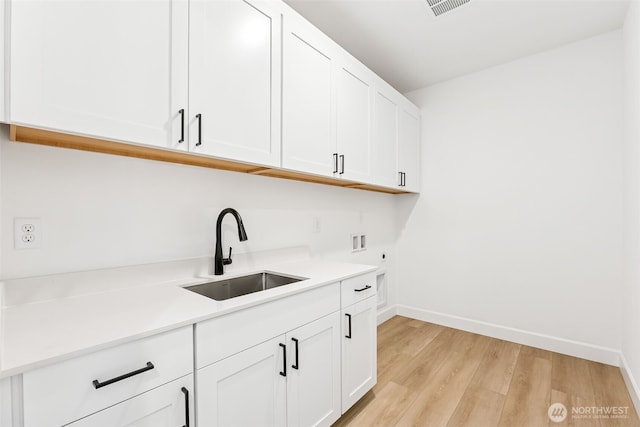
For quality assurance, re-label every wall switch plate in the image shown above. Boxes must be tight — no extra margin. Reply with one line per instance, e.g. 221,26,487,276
14,218,41,249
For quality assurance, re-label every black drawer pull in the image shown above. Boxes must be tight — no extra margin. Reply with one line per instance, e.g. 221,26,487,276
333,153,339,174
92,362,154,389
178,109,185,143
181,387,190,427
345,313,352,339
354,285,372,292
292,338,299,370
196,113,202,146
279,343,287,377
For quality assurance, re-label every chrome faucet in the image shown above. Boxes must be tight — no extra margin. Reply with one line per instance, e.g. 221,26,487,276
214,208,248,275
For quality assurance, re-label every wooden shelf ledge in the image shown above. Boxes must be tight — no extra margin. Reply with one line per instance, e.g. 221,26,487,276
9,125,409,195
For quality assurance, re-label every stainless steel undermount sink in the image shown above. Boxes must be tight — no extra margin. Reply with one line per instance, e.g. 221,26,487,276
184,272,306,301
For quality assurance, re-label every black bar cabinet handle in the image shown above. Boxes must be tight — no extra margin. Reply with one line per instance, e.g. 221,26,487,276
292,338,299,370
279,343,287,377
333,153,339,173
402,172,406,187
178,109,185,143
195,113,202,146
339,155,345,174
345,313,352,339
399,171,403,186
181,387,190,427
354,285,372,292
92,361,154,389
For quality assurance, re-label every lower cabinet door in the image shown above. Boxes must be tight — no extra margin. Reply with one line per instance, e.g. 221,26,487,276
197,335,287,427
286,312,341,427
67,375,193,427
341,296,378,412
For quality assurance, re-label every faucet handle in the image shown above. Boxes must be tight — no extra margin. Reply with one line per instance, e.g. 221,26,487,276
223,247,233,265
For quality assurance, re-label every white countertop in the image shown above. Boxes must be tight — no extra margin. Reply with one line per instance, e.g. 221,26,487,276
0,249,376,378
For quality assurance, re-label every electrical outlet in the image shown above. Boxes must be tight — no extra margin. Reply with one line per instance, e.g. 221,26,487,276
14,218,41,249
351,233,367,252
351,234,360,252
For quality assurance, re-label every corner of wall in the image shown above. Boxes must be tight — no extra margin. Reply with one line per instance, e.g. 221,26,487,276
621,351,640,418
377,304,397,325
622,0,640,416
397,305,621,366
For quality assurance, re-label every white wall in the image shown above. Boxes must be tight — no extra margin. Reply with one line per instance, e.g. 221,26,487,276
398,30,624,364
622,0,640,411
0,128,397,309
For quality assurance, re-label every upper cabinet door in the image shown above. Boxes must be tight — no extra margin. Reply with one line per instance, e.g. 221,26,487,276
1,0,5,123
10,0,189,151
189,0,281,167
282,13,337,177
336,59,372,182
371,89,399,188
398,104,421,192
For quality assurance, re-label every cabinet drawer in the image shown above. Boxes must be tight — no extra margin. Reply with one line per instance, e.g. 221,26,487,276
67,375,193,427
341,273,376,307
196,282,340,368
23,326,193,427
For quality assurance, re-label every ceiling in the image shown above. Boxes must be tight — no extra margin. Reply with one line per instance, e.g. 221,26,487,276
283,0,630,93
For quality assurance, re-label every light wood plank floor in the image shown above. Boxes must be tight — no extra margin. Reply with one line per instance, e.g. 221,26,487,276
334,316,640,427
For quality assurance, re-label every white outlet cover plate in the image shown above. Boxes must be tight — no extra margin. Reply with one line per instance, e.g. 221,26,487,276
14,217,41,249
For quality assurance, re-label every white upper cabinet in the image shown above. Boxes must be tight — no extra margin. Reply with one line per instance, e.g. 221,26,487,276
398,102,421,192
10,0,189,151
1,0,5,123
282,13,375,182
336,58,373,182
7,0,420,192
370,88,399,188
189,0,281,166
282,11,336,176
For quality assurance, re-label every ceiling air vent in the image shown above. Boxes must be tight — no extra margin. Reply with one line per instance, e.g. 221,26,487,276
427,0,471,17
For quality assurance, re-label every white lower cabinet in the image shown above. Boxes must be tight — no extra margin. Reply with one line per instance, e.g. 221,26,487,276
341,296,377,412
22,326,193,427
197,335,287,427
197,312,341,427
67,375,193,427
286,312,341,427
6,273,377,427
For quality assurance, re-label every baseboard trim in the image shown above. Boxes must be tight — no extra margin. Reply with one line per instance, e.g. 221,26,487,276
377,305,397,325
396,305,620,366
621,352,640,416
